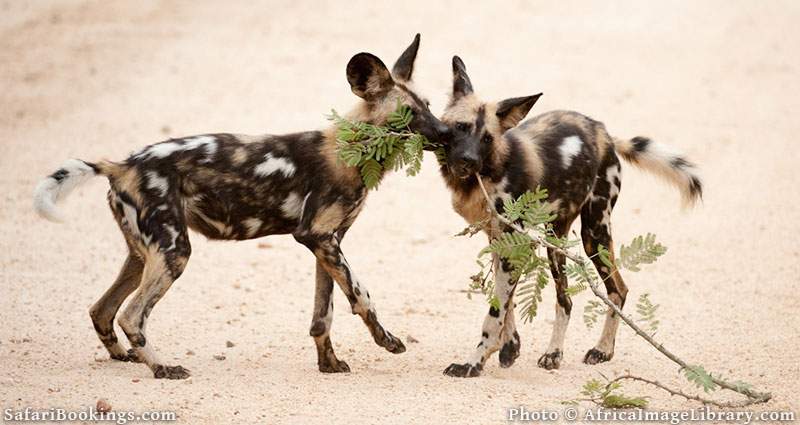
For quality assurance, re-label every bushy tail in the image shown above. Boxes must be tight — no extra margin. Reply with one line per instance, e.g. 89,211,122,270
613,137,703,207
33,159,113,222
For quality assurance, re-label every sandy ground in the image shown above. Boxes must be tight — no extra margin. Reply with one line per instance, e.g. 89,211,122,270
1,1,799,424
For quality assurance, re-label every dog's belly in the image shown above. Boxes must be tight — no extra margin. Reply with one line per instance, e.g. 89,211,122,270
182,187,304,240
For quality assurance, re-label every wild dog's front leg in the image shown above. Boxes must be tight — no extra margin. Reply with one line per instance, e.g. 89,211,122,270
309,260,350,373
498,302,520,368
295,233,405,355
495,253,521,368
444,256,516,377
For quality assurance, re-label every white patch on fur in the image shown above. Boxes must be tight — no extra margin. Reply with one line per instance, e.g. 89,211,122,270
546,304,570,354
490,178,513,210
198,139,218,163
600,164,622,226
605,164,622,199
298,192,312,222
162,224,179,251
243,217,263,238
134,135,217,160
280,192,303,219
338,253,371,314
254,153,296,178
559,136,582,169
33,159,97,222
145,171,169,197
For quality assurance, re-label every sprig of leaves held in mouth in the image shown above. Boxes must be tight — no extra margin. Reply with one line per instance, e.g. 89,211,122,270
330,102,445,190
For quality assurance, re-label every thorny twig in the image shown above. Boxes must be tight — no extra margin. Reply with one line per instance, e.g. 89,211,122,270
473,173,771,407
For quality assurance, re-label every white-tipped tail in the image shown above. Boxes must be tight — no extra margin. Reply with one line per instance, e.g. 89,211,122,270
33,159,98,222
614,137,703,207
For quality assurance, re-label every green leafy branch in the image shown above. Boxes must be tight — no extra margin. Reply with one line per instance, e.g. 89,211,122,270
329,102,445,190
466,173,771,408
570,372,754,408
569,377,649,408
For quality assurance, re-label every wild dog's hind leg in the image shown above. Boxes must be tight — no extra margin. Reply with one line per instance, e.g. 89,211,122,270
114,193,191,380
90,253,143,362
309,260,349,373
537,247,572,369
581,156,627,364
444,251,517,377
582,230,627,364
119,241,190,379
537,219,574,370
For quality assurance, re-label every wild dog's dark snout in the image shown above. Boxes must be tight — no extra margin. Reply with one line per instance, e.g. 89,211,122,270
450,147,480,177
458,151,479,172
434,122,451,139
411,114,452,148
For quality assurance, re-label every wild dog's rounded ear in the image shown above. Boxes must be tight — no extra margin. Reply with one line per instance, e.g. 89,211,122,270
346,53,394,100
392,33,420,82
452,55,474,100
496,93,542,131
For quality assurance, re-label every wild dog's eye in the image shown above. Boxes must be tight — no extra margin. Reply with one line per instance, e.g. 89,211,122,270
482,133,493,144
456,122,471,133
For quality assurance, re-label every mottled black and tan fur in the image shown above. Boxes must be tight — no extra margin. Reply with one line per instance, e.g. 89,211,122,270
439,56,702,377
33,35,450,379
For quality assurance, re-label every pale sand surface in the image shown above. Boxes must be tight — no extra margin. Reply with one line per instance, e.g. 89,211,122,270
1,1,799,424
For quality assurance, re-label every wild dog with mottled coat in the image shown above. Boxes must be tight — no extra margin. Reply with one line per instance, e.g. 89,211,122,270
439,56,702,377
32,35,450,379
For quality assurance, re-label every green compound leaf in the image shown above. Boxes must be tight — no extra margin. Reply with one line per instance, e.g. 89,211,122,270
387,101,413,129
518,269,549,323
360,159,382,190
684,365,718,393
635,293,660,333
619,233,667,272
583,300,606,329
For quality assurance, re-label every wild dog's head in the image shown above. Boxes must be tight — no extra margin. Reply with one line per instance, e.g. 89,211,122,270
345,34,451,148
441,56,542,178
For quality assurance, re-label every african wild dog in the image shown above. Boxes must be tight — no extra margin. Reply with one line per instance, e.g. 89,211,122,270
438,56,702,377
32,35,450,379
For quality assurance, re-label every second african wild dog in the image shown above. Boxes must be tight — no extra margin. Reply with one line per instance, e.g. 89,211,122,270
32,35,450,379
438,56,702,377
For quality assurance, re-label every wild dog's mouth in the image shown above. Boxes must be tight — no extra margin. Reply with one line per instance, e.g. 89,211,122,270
453,165,475,180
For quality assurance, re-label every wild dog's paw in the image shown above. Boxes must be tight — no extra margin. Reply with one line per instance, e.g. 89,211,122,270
125,348,144,363
583,348,612,365
153,365,191,379
110,348,143,363
381,332,406,354
443,362,482,378
318,358,351,373
498,338,521,368
537,350,562,370
109,352,132,362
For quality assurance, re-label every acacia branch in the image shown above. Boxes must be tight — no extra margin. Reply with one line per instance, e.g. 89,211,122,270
474,174,771,406
607,375,763,408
